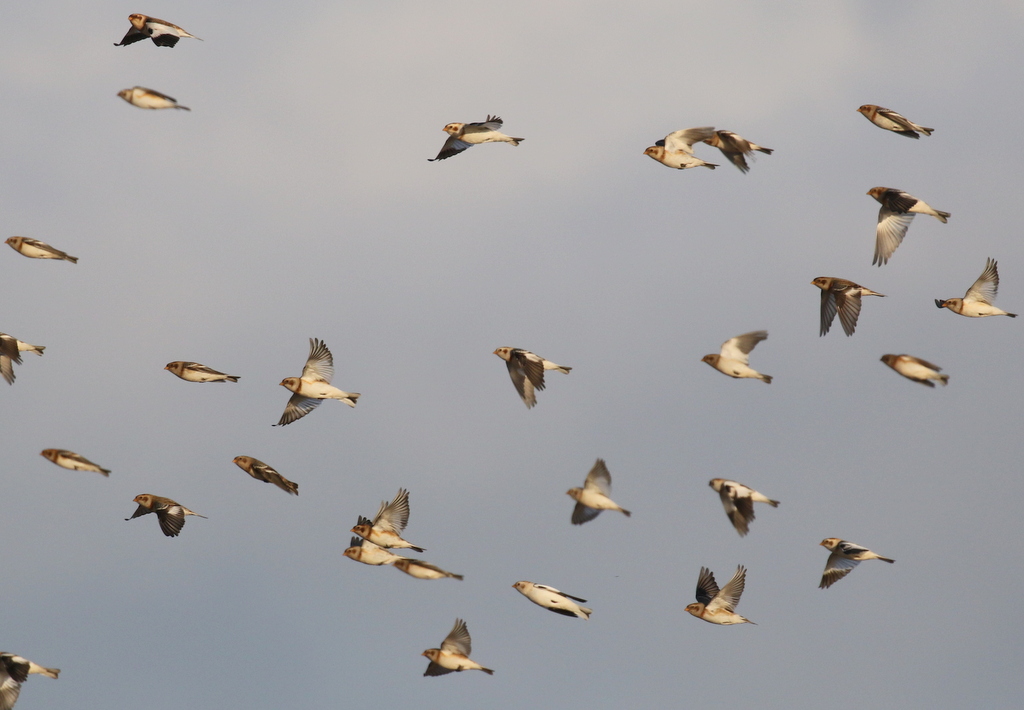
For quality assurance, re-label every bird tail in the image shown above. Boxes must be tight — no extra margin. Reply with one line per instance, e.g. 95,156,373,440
878,556,895,563
768,499,780,507
225,375,240,382
480,667,495,675
760,374,773,384
409,545,426,553
509,138,524,146
619,508,632,517
935,210,951,223
27,345,45,356
755,146,773,155
702,162,719,169
66,255,79,264
343,393,360,407
29,664,60,679
1006,312,1018,318
555,365,571,374
175,105,192,111
916,126,934,136
578,606,593,619
937,375,950,386
100,468,112,477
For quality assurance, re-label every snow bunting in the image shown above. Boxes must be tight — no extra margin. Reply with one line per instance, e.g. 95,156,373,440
880,354,949,387
275,338,359,426
856,105,933,139
118,87,190,111
819,538,894,589
350,488,425,551
811,277,885,336
125,494,206,537
114,14,201,47
40,449,110,477
702,130,772,173
867,187,950,266
343,536,406,566
165,361,240,383
0,652,59,710
512,581,592,619
429,116,523,161
644,126,718,170
15,340,44,357
5,237,77,263
492,347,570,409
685,566,755,625
935,258,1017,317
708,479,779,537
232,456,298,495
567,458,631,525
393,558,463,580
701,330,772,383
0,333,24,385
422,619,494,676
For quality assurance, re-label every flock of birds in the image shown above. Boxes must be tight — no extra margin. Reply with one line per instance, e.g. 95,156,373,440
1,11,1018,706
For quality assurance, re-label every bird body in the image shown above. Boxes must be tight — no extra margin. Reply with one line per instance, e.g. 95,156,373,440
819,538,894,589
567,458,631,524
685,566,754,625
5,237,77,263
702,330,771,383
276,338,359,426
513,581,592,619
393,559,463,580
812,277,885,336
422,619,494,676
880,354,949,387
702,130,772,173
708,479,778,537
429,116,523,161
857,105,933,138
232,456,298,495
0,333,25,385
343,536,406,566
115,14,201,47
350,488,424,551
644,126,718,169
492,347,570,408
936,258,1017,317
0,652,59,710
165,361,239,383
118,87,190,111
40,449,110,476
867,187,950,266
125,494,206,537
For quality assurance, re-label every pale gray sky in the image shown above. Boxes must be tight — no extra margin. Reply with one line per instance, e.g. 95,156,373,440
3,2,1024,709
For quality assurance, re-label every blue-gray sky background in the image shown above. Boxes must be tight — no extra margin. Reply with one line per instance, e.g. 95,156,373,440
3,2,1024,708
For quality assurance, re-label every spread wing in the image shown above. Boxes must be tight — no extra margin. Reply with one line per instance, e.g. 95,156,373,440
719,331,767,363
694,567,720,606
429,135,472,161
663,127,715,154
818,289,838,336
155,504,186,537
301,338,334,382
423,661,454,676
717,484,753,536
965,258,999,304
583,459,612,495
571,502,601,525
441,618,471,655
820,553,860,588
114,27,148,45
533,583,587,603
873,207,915,266
708,566,746,612
276,393,322,426
372,488,411,532
834,289,863,336
462,115,504,133
505,358,540,408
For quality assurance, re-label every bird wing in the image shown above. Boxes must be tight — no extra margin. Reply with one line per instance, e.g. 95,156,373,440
300,338,334,382
877,107,915,132
423,661,455,676
834,288,863,336
114,27,148,45
151,34,181,47
720,331,767,363
820,553,860,588
818,289,838,336
873,207,915,266
709,566,746,612
663,127,715,154
276,393,322,426
372,488,411,532
505,359,537,408
965,258,999,304
429,136,472,161
583,459,612,495
126,503,153,521
717,485,752,536
511,350,545,388
441,619,471,655
156,505,186,537
571,502,601,525
694,567,720,606
533,583,586,603
463,116,504,133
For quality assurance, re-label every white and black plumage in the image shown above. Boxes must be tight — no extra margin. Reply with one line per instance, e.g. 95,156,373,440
114,14,201,48
492,347,570,408
867,187,950,266
429,116,523,161
811,277,885,336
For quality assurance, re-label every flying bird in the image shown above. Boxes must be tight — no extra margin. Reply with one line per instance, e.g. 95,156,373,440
701,330,772,383
232,456,298,495
422,619,494,676
429,116,523,161
567,458,631,525
4,237,77,263
350,488,424,551
343,536,407,566
0,652,59,710
644,126,718,170
702,130,773,173
856,105,933,138
512,581,592,619
819,538,894,589
685,566,755,625
935,258,1017,317
867,187,950,266
811,277,885,336
114,14,202,47
125,494,206,537
117,87,190,111
393,558,463,580
276,338,359,426
492,347,570,408
40,449,110,477
708,479,779,537
880,354,949,387
165,361,239,383
0,333,25,385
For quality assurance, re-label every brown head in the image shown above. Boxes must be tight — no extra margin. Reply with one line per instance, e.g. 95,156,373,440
643,146,662,159
279,377,299,390
351,523,371,538
685,602,705,617
128,14,146,29
820,537,840,549
566,487,582,501
40,449,59,463
133,494,155,508
857,105,874,115
701,354,718,367
811,277,831,291
880,354,898,367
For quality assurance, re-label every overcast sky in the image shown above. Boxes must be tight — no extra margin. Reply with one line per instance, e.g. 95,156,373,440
3,2,1024,709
